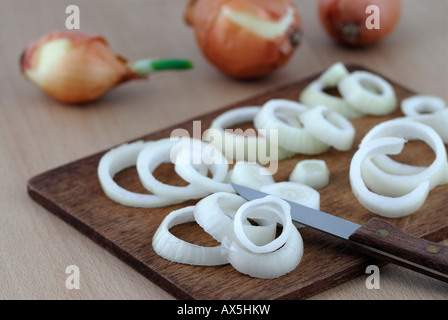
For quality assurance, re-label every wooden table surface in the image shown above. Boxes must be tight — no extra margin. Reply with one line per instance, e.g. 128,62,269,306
1,0,447,300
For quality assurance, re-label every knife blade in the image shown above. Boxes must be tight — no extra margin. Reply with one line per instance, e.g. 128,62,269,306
232,183,448,283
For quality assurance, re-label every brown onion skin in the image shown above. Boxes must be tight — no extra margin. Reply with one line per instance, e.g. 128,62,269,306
318,0,401,47
185,0,302,79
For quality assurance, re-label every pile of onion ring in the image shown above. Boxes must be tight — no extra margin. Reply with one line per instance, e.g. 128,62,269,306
97,137,235,208
97,137,322,278
152,192,304,279
96,62,447,279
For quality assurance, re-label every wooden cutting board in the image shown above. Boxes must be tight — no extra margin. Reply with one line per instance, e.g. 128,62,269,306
27,65,448,300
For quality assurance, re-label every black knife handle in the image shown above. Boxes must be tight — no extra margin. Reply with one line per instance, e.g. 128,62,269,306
348,218,448,283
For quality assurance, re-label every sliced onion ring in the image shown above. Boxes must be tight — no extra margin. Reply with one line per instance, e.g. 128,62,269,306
401,95,446,116
254,99,330,154
97,140,187,208
174,141,235,194
405,108,448,144
194,192,276,245
300,81,364,119
203,106,295,162
338,71,397,116
300,62,364,119
400,95,448,143
299,105,355,151
350,137,430,218
152,206,228,266
359,118,448,196
222,224,303,279
136,138,227,199
233,195,293,254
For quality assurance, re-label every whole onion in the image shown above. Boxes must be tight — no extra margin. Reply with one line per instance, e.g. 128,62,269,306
185,0,302,79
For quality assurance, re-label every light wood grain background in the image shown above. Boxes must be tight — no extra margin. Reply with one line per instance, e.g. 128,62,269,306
1,0,447,299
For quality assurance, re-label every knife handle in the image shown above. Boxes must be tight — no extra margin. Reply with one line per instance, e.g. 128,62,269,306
348,218,448,283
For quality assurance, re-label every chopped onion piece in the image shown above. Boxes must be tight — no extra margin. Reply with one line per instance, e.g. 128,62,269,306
152,206,228,266
136,138,227,199
97,140,188,208
203,106,295,162
254,99,330,154
299,105,355,151
194,192,276,244
233,195,293,254
289,159,330,190
401,95,446,116
338,71,397,115
359,118,448,196
350,137,431,218
222,224,303,279
230,161,275,190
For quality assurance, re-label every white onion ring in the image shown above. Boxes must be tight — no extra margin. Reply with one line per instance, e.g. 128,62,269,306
299,105,356,151
359,119,448,196
233,195,293,254
254,99,330,154
338,71,397,116
203,106,295,162
350,137,431,218
152,206,228,266
400,95,448,143
174,141,235,194
405,109,448,144
194,192,246,242
401,95,446,116
194,192,276,245
222,225,303,279
300,62,363,119
97,140,188,208
136,138,228,199
300,81,364,119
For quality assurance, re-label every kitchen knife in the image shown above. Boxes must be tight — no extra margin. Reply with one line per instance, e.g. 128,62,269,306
232,183,448,283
